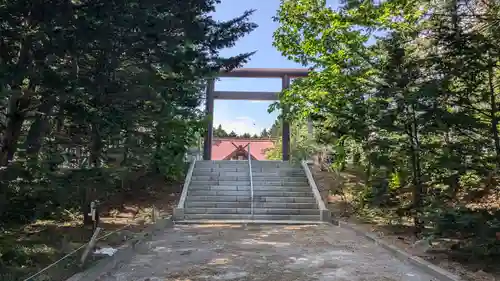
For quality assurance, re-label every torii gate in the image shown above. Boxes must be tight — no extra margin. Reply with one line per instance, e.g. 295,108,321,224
203,68,309,161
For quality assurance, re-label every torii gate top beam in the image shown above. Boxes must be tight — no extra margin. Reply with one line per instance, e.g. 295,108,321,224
219,68,309,79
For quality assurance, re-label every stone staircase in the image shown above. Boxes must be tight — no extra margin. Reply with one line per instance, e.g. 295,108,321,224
174,160,325,223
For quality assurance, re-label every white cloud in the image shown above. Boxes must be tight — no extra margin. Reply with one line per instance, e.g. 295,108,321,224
216,116,262,135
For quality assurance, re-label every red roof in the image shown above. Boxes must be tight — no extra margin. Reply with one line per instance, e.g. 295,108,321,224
212,138,275,160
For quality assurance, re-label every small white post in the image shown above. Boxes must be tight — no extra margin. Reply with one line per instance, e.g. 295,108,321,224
308,118,313,138
152,205,158,223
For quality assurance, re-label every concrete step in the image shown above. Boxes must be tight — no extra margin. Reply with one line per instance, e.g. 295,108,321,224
189,185,253,191
254,208,320,215
189,185,309,191
188,190,251,196
191,175,250,181
189,186,311,192
253,197,316,203
252,165,304,173
252,181,308,186
190,180,250,186
176,219,324,225
183,208,319,215
181,160,321,223
194,167,249,172
185,202,251,208
192,171,248,176
188,190,312,197
186,195,251,202
191,173,306,180
184,208,251,214
252,177,308,183
190,178,309,187
253,191,313,197
253,215,320,221
189,185,311,191
253,202,318,209
181,214,320,221
253,186,311,192
252,172,305,177
184,202,318,209
185,196,315,203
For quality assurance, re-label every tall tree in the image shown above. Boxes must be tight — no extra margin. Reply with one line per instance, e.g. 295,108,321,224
214,125,229,137
272,0,500,251
0,0,257,225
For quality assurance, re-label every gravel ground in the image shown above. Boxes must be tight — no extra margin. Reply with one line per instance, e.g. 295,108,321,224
99,224,438,281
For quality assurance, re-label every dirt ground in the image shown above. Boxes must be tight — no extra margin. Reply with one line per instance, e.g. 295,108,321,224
310,166,500,281
99,224,438,281
0,177,182,281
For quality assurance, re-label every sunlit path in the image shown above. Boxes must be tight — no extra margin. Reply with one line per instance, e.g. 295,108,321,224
99,224,437,281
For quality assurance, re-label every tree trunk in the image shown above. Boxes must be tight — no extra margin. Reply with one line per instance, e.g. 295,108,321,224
0,94,29,166
488,65,500,166
24,97,56,159
1,116,24,165
408,109,424,236
120,129,129,166
82,123,102,226
1,31,36,166
90,123,102,167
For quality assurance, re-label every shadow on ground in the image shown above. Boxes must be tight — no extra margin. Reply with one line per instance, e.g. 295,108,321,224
0,180,182,281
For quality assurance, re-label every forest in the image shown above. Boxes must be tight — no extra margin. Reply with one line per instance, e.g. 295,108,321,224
269,0,500,277
0,0,256,279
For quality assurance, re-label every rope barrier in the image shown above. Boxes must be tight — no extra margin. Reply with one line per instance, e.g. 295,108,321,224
22,221,137,281
22,243,88,281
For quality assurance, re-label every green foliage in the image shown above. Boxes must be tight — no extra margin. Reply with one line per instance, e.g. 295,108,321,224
273,0,500,258
0,0,257,226
0,0,257,277
213,125,264,139
265,118,318,162
428,207,500,256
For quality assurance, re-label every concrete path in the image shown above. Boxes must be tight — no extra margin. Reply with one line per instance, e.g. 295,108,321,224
100,224,437,281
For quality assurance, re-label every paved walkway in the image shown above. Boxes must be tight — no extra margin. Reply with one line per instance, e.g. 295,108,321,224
101,224,437,281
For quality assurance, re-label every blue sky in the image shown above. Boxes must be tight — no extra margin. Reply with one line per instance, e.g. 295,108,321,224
212,0,298,136
212,0,339,136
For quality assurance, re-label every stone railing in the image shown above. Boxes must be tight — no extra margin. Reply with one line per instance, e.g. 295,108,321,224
173,159,197,220
301,160,331,222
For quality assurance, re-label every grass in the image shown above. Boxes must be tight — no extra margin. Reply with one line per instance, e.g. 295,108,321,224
0,177,182,281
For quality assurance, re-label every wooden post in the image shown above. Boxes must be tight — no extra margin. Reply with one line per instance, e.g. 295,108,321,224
282,75,291,161
80,227,101,266
203,79,215,160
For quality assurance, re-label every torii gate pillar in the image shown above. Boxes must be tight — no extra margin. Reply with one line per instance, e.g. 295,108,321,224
281,75,291,161
203,79,215,161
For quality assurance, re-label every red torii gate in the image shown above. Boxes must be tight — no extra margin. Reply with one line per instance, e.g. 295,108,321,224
203,68,310,161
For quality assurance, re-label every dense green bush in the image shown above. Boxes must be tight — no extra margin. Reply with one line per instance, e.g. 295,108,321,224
0,0,257,226
272,0,500,259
